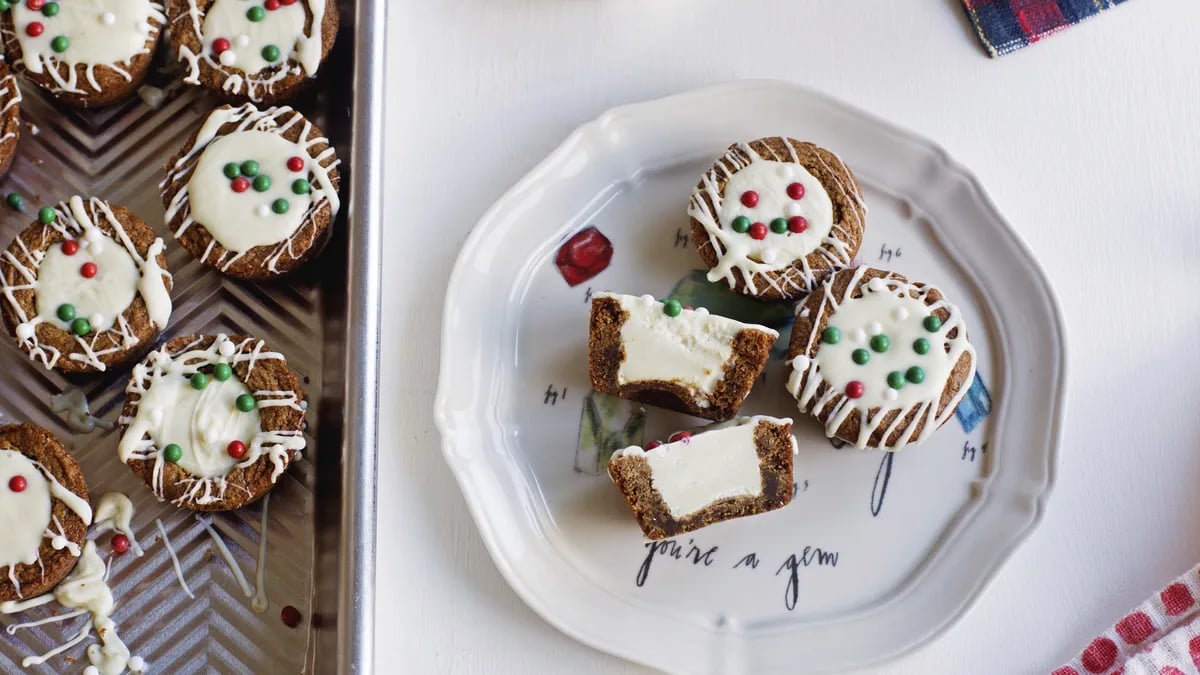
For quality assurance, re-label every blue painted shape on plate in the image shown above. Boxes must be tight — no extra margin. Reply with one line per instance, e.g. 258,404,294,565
955,372,992,434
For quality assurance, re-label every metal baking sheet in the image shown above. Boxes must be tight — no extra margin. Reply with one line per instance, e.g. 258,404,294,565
0,1,381,673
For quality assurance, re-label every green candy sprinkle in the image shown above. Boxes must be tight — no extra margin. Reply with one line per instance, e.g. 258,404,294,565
247,5,265,21
236,394,256,412
262,44,281,62
906,366,925,384
913,338,930,355
190,372,208,390
38,206,55,224
41,2,58,16
213,363,233,382
253,175,272,192
271,198,289,214
870,334,890,353
887,371,906,390
0,1,12,12
5,192,23,211
240,160,260,177
923,315,942,332
223,162,241,179
821,326,841,345
663,299,682,317
163,444,183,463
851,348,870,365
291,178,311,195
731,216,751,233
50,36,68,53
70,317,91,336
769,217,788,234
56,303,75,322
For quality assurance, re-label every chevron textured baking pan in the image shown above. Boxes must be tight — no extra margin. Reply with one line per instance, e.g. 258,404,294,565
0,1,381,673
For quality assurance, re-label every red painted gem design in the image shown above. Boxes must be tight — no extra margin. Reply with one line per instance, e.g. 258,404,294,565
845,381,865,399
667,431,691,444
111,534,130,555
232,177,250,193
80,262,98,278
287,156,305,172
748,222,768,240
61,240,79,255
740,190,759,208
554,225,612,287
212,37,231,54
227,440,247,459
8,475,26,492
25,21,44,37
787,182,805,200
788,216,808,233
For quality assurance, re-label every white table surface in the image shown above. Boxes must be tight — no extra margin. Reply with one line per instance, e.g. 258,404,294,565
380,1,1200,673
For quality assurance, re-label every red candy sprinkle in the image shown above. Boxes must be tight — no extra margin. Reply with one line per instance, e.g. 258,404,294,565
265,0,280,9
111,534,130,555
61,240,79,256
26,0,44,10
645,440,663,450
25,22,43,37
281,0,297,4
787,182,806,200
788,216,808,233
227,440,247,459
748,222,768,240
287,156,305,172
845,381,865,399
667,431,692,444
231,177,250,193
281,605,302,628
8,475,26,492
80,262,98,278
740,191,759,207
212,37,231,54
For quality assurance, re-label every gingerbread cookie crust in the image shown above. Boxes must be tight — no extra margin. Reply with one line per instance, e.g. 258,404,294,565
588,292,777,422
609,416,796,541
118,333,307,512
0,0,165,108
786,266,976,450
0,59,21,176
166,0,338,105
161,103,341,279
689,137,866,302
0,196,173,374
0,423,91,602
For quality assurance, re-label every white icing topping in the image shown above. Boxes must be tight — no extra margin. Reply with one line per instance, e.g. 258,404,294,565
0,67,21,147
155,518,194,599
689,139,864,297
176,0,329,102
188,130,316,252
162,104,340,275
91,492,143,557
787,267,977,449
0,196,173,371
9,0,165,96
252,492,269,612
117,334,305,507
612,416,791,518
596,291,777,399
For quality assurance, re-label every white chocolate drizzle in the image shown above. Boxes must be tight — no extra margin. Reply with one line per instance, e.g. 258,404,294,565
161,104,340,275
688,139,865,297
0,65,22,146
154,517,194,600
92,492,143,557
786,267,977,449
51,387,116,434
0,196,173,371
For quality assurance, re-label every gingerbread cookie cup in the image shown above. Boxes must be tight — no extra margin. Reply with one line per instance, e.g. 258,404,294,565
166,0,338,105
118,333,307,512
786,266,976,450
0,0,165,108
688,137,867,302
0,423,91,602
162,103,341,279
0,196,173,374
0,59,21,176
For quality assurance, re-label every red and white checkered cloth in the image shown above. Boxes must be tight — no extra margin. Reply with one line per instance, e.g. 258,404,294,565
1054,564,1200,674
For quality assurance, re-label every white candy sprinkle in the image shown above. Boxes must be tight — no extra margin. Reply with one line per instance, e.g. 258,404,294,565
128,656,146,672
15,324,32,340
868,278,887,292
100,12,115,25
852,328,867,343
694,307,709,316
868,321,883,336
256,204,271,217
785,203,803,217
892,306,909,321
237,35,250,47
799,308,810,318
884,388,899,401
639,294,655,303
777,165,795,179
760,248,779,264
218,340,236,357
84,666,100,675
89,313,103,328
791,355,810,371
219,51,237,67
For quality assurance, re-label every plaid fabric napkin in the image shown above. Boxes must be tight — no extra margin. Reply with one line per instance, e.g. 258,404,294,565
962,0,1130,57
1053,563,1200,674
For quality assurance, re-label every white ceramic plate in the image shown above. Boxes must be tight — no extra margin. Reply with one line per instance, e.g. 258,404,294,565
434,80,1067,674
